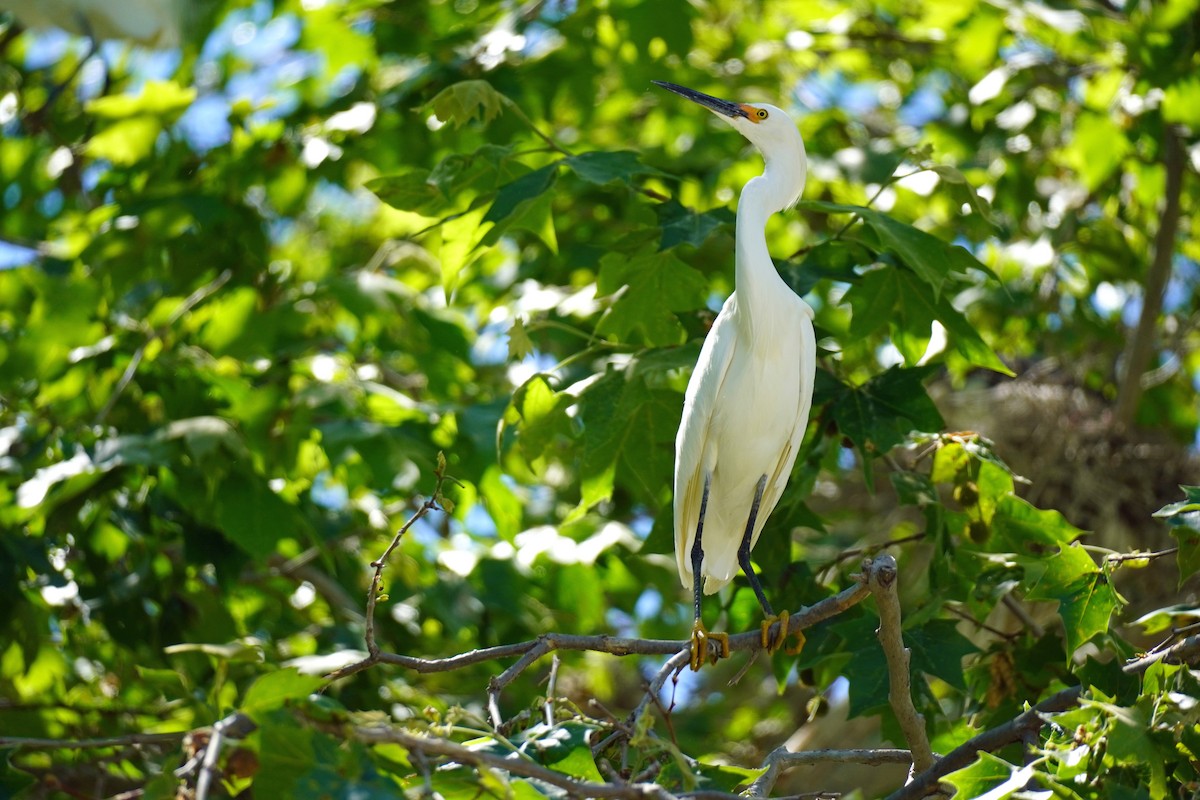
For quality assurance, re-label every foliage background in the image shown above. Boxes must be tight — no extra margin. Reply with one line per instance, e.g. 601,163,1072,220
1,0,1199,798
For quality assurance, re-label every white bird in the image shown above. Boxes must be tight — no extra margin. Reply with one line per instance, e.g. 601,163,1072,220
654,81,816,670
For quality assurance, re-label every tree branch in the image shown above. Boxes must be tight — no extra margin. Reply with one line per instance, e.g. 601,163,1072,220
1115,125,1185,427
349,724,678,799
748,746,912,797
869,554,936,773
890,632,1200,799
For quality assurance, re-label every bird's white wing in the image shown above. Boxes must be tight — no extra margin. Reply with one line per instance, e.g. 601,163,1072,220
747,308,817,553
673,298,740,589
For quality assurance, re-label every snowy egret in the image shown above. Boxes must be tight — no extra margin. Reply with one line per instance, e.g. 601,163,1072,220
654,80,816,670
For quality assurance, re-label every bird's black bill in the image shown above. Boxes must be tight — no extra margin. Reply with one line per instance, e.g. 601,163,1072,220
652,80,749,120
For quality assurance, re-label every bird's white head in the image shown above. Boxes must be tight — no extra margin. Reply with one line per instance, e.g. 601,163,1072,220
653,80,807,211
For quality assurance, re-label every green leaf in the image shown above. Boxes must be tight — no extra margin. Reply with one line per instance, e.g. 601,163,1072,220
214,473,305,557
929,165,1000,226
595,250,708,345
1163,75,1200,126
991,495,1083,552
1059,112,1131,190
944,752,1031,800
573,366,679,516
1171,527,1200,586
839,626,891,716
484,164,559,225
241,669,327,716
85,80,196,118
822,365,945,469
1084,697,1168,798
845,268,1011,374
427,80,508,128
365,168,441,213
508,375,573,466
85,117,163,166
1022,543,1120,653
655,200,735,250
1153,485,1200,527
907,619,979,689
512,721,604,781
799,201,989,297
566,150,666,185
508,316,534,360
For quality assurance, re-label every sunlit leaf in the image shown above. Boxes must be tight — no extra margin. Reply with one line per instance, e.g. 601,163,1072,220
86,80,196,118
944,752,1030,800
428,80,508,128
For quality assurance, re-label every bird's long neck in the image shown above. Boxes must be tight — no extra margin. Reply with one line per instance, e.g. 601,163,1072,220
733,152,806,334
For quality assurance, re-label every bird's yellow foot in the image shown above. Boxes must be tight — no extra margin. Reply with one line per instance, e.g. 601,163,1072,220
689,620,730,671
760,610,806,656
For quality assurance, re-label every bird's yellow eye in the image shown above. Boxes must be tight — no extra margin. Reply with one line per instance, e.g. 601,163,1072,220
755,108,768,120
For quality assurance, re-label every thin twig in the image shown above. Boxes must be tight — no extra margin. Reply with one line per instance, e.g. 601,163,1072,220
366,459,459,657
544,654,561,726
193,713,256,800
1000,593,1045,638
1103,546,1178,566
868,555,935,773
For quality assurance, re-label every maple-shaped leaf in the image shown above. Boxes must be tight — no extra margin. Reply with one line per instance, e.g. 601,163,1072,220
428,80,508,128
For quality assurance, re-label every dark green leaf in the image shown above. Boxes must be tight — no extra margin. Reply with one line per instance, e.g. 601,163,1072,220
566,150,666,185
596,250,708,345
824,365,945,464
907,619,979,689
655,200,734,250
484,164,559,225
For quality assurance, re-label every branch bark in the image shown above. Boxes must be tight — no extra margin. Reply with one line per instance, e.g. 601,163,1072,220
748,746,913,797
869,554,936,774
1115,125,1185,427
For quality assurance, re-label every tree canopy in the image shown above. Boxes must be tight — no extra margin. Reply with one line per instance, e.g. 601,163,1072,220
1,1,1199,798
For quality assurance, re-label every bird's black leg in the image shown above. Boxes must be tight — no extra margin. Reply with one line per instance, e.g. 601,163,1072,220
688,474,728,670
737,475,804,656
737,475,774,615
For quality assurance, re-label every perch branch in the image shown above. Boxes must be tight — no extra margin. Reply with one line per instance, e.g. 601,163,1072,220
869,554,936,773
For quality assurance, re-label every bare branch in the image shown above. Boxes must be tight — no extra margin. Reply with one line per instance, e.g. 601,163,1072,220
1115,126,1185,427
869,554,935,773
749,746,912,797
885,686,1081,800
350,724,678,799
0,732,184,750
329,559,878,708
